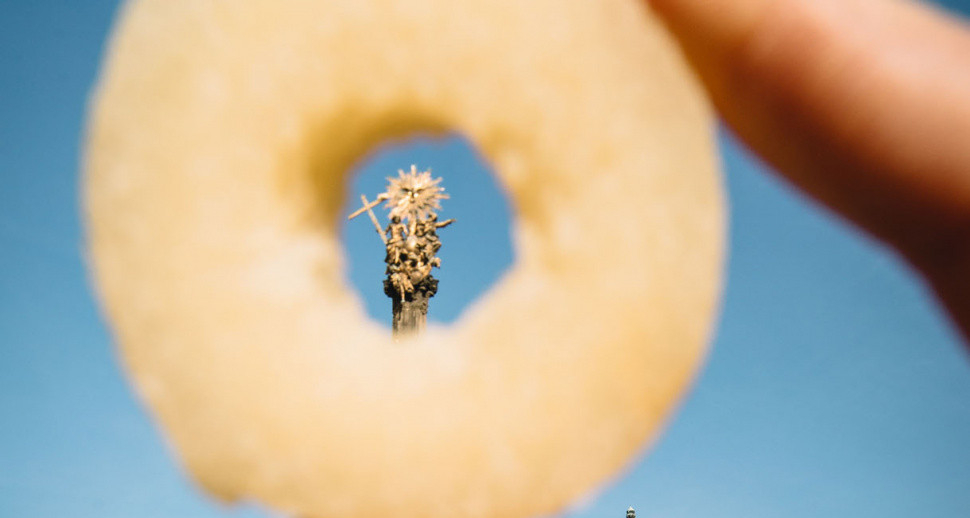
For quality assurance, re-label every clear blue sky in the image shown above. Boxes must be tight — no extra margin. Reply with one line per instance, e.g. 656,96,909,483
3,1,970,517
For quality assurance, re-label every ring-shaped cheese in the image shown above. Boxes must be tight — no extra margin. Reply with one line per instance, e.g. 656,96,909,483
84,1,724,517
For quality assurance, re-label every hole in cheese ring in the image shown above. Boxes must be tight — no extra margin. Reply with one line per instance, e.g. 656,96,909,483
84,1,725,517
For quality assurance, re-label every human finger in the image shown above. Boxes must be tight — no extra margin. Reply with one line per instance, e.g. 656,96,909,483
649,0,970,339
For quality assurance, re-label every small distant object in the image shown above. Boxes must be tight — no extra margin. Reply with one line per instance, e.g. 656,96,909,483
348,165,454,338
627,507,635,518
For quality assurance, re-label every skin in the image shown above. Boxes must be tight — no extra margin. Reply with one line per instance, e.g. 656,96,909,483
646,0,970,342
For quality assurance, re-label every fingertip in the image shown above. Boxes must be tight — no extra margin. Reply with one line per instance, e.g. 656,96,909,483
645,0,779,54
643,0,695,22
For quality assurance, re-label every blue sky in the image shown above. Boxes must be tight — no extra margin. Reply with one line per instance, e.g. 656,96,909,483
3,1,970,517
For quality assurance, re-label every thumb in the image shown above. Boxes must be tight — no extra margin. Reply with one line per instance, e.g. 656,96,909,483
649,0,970,339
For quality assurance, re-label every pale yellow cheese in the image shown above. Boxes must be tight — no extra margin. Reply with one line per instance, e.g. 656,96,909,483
84,1,724,517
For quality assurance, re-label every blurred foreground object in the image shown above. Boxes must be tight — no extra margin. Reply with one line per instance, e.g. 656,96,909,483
649,0,970,342
348,165,454,338
84,1,724,517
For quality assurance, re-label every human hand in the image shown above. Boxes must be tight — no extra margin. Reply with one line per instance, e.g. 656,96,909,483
648,0,970,341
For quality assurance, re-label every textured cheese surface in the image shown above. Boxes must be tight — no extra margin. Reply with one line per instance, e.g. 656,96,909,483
85,1,724,517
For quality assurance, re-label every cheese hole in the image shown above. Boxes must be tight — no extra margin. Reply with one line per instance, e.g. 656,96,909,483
341,133,514,326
